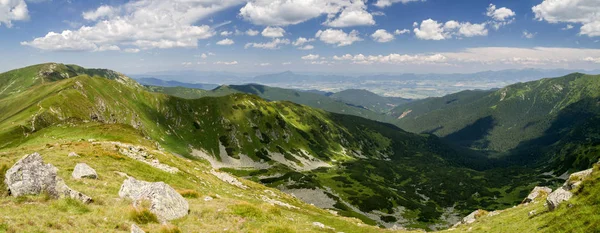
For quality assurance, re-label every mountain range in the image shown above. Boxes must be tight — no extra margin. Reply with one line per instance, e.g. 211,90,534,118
0,63,599,232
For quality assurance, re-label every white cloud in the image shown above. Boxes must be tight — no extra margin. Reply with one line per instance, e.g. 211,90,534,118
97,44,121,51
259,63,271,66
371,29,395,43
323,1,375,27
523,30,536,39
23,0,242,51
583,57,600,63
298,45,314,50
486,4,515,30
486,4,515,21
316,29,362,46
0,0,29,28
220,31,233,36
301,54,320,60
200,53,208,59
217,38,235,45
282,62,292,65
245,38,290,49
182,62,193,66
214,61,238,65
413,19,487,40
373,0,424,8
332,47,600,68
394,29,410,35
82,5,116,21
261,26,285,38
246,29,259,36
333,53,447,65
533,0,600,37
240,0,375,27
124,48,140,53
292,37,314,46
563,24,574,30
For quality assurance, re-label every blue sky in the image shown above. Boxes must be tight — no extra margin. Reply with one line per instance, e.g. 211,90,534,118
1,0,599,74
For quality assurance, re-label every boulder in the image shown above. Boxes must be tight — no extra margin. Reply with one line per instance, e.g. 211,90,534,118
565,168,593,190
130,224,145,233
68,152,80,157
522,186,552,204
118,177,189,221
452,209,485,227
546,187,573,210
72,163,98,179
4,152,92,203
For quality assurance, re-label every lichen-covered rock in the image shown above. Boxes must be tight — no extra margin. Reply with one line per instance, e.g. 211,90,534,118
522,186,552,204
130,224,145,233
72,163,98,179
68,152,80,157
452,209,485,227
118,177,189,221
4,152,92,203
546,187,573,210
566,168,593,190
4,153,59,197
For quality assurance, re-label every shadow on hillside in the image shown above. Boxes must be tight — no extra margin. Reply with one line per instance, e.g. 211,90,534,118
444,116,495,149
501,97,600,171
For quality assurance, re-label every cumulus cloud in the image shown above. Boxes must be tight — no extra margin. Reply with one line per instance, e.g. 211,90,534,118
333,53,447,65
214,61,238,65
216,38,235,45
245,38,290,49
298,45,314,50
371,29,395,42
486,4,516,30
0,0,29,28
246,29,259,36
292,37,315,50
316,29,362,46
563,24,574,30
394,29,410,35
532,0,600,37
82,5,116,21
220,31,233,36
522,30,536,39
240,0,375,27
583,57,600,63
373,0,424,8
259,62,271,66
301,54,320,60
323,0,375,27
22,0,242,51
413,19,487,40
261,26,285,38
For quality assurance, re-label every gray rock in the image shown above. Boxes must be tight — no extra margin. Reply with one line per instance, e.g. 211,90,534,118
522,186,552,204
72,163,98,179
546,187,573,210
453,209,484,227
68,152,80,157
566,168,593,190
4,153,92,203
131,224,145,233
118,177,189,221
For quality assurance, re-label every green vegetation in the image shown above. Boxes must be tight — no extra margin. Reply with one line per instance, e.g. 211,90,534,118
330,89,411,113
128,206,160,224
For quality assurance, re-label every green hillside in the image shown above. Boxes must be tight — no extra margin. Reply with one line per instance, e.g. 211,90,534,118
390,73,600,160
330,89,411,113
0,63,550,231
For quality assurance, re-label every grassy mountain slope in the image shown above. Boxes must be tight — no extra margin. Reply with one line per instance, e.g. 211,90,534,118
390,73,600,156
330,89,411,113
0,63,554,230
447,164,600,233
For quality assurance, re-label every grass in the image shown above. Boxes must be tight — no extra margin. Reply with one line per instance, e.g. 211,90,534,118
51,198,91,214
159,224,182,233
0,165,8,197
128,204,159,224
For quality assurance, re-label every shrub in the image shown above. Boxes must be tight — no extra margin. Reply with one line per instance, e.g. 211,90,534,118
128,206,159,224
159,224,182,233
177,189,200,199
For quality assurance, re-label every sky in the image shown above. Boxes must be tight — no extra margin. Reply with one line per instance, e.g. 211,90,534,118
1,0,600,74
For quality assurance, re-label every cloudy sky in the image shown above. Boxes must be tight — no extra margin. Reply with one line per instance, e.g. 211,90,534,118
1,0,600,74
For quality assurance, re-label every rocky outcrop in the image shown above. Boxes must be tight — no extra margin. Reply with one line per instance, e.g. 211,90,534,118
130,224,145,233
72,163,98,179
452,209,485,227
4,153,92,203
210,170,248,189
546,168,594,210
522,186,552,204
118,177,189,221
